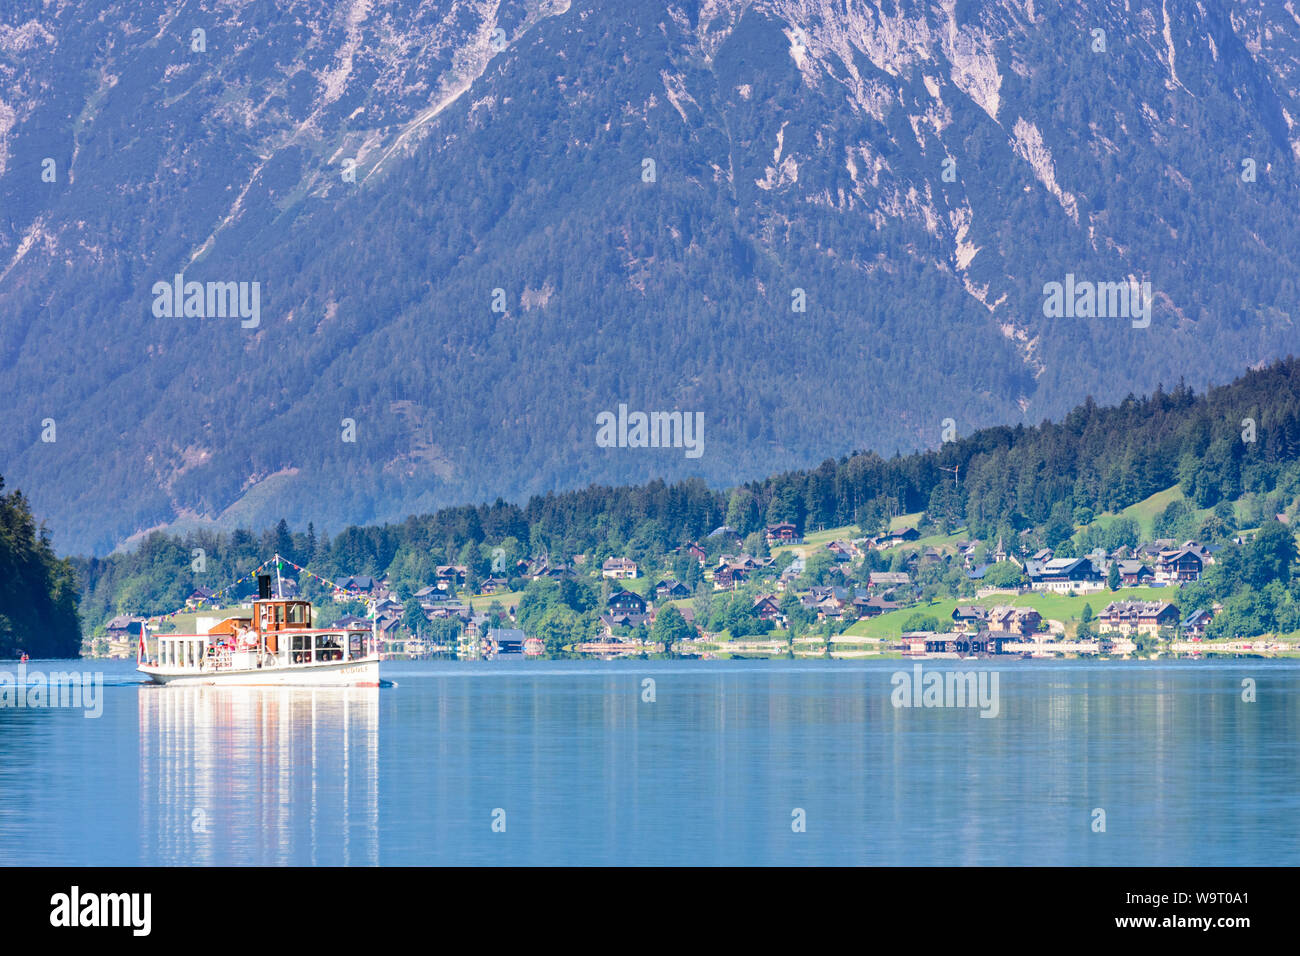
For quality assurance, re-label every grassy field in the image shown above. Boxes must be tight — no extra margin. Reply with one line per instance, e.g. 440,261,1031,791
1086,486,1183,539
841,585,1184,640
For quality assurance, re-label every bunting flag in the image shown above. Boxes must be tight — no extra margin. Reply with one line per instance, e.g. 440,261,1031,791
144,555,377,625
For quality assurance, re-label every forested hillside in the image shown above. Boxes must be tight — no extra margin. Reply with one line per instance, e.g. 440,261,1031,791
73,358,1300,634
7,1,1300,553
0,477,82,658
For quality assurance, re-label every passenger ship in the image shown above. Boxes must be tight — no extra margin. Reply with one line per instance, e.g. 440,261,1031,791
137,570,380,686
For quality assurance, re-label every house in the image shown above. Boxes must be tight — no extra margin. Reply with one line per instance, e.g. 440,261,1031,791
332,575,377,600
857,596,901,618
765,522,801,545
826,540,853,562
951,605,989,627
1114,560,1153,587
987,606,1041,636
687,543,708,565
1098,601,1180,637
332,614,371,630
707,525,740,540
712,564,748,590
601,557,639,580
1027,557,1103,593
1155,547,1203,584
868,571,911,591
878,527,920,548
653,579,691,600
752,594,785,625
608,589,647,615
185,587,217,608
435,565,468,586
1181,608,1213,639
600,612,652,633
105,616,147,658
486,628,527,655
480,576,510,594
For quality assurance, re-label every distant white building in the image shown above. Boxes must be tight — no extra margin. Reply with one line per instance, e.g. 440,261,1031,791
601,557,639,579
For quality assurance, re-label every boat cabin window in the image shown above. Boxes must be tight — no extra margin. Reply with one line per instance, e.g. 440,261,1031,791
286,602,310,626
315,633,343,662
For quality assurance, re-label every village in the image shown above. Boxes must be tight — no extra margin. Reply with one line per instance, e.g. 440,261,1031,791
92,515,1288,662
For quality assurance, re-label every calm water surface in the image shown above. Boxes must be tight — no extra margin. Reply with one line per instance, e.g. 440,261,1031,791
1,658,1297,865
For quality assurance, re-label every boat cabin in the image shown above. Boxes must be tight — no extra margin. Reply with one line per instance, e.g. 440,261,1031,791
253,598,313,653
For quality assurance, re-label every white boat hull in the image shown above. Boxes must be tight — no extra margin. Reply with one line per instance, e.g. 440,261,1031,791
139,656,380,687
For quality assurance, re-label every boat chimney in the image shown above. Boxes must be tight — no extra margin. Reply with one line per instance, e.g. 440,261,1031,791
258,574,273,600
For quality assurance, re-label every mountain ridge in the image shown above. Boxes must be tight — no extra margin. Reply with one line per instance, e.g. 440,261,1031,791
5,0,1300,554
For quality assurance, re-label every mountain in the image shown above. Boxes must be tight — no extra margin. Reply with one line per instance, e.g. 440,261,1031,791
6,0,1300,555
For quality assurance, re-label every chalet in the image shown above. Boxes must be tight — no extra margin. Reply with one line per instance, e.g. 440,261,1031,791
480,576,510,594
1137,539,1176,561
765,522,802,545
426,602,470,620
987,606,1041,636
1113,560,1153,587
105,616,146,657
919,546,943,565
1181,608,1213,639
435,565,468,586
601,557,639,580
826,540,854,561
868,571,911,590
1155,547,1203,584
653,579,691,600
1027,557,1103,593
1098,600,1180,637
539,563,577,580
607,589,647,615
371,597,403,618
752,594,785,625
332,575,377,600
713,566,747,590
687,543,708,565
951,605,989,627
601,611,651,632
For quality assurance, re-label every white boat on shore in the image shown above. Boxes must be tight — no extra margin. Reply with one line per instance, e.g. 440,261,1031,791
137,567,380,687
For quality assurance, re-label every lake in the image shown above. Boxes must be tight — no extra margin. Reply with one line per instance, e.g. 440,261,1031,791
1,658,1297,865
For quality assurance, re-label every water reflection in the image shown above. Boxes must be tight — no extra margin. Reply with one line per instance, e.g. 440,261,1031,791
138,685,379,865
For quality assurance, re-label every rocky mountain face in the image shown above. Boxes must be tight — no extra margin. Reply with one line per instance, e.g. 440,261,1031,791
4,0,1300,554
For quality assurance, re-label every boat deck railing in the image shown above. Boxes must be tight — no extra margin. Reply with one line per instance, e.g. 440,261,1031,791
148,628,377,671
